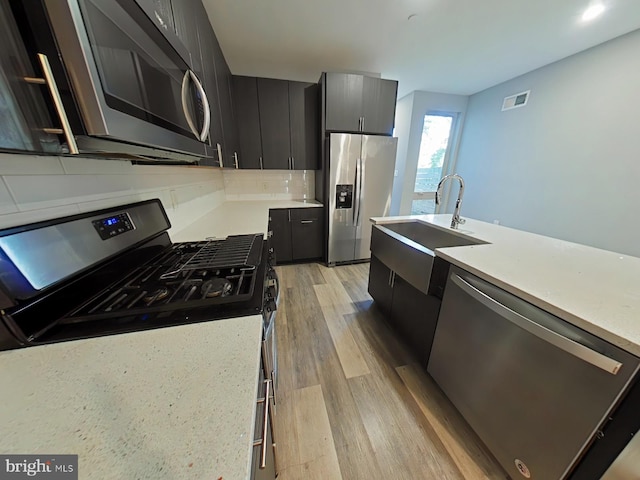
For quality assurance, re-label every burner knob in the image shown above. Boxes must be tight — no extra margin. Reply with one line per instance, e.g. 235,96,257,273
265,299,277,312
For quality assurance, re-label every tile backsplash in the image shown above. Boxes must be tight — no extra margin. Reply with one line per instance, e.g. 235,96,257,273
0,153,225,234
223,169,315,200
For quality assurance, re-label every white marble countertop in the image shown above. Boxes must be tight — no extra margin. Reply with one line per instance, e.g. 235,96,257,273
0,316,263,480
371,214,640,357
171,199,322,242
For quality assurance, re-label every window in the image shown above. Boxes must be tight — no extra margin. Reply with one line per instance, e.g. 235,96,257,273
411,113,456,215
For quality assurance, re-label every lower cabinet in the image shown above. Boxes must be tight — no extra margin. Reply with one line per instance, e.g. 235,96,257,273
368,254,440,365
269,208,323,264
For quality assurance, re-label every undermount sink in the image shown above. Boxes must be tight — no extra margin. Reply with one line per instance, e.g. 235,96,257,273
370,221,486,294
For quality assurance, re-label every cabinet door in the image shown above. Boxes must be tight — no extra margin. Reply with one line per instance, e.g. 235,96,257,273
290,208,323,260
195,10,223,166
210,29,237,168
289,81,318,170
232,76,262,169
324,72,363,133
257,78,290,170
146,0,176,36
361,77,398,135
368,255,393,314
171,0,199,67
390,274,440,366
269,209,292,264
0,2,63,153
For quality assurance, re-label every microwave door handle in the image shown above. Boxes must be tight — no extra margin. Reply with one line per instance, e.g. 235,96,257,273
29,54,79,154
188,70,211,142
181,70,200,140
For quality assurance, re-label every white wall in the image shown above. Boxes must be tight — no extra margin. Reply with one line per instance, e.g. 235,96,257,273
0,154,225,235
391,91,468,215
454,28,640,257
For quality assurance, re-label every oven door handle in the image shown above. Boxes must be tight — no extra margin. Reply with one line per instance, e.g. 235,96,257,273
253,378,272,469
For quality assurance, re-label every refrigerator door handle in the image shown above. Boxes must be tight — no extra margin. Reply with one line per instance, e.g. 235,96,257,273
355,157,363,226
353,158,360,225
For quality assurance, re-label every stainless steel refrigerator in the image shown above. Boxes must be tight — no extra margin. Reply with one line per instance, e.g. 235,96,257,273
327,133,397,264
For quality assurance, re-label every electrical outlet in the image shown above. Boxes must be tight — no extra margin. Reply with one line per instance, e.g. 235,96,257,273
493,219,500,225
170,189,178,209
262,182,268,191
394,169,398,177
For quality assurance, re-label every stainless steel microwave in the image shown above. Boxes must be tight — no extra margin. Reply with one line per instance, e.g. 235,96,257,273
13,0,211,162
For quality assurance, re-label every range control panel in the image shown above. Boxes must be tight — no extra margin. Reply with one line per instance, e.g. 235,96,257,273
92,212,135,240
336,184,353,209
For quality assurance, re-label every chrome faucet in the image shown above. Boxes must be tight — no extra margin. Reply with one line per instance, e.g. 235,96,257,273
435,174,466,229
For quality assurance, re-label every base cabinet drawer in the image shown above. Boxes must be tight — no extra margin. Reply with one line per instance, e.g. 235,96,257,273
269,208,323,264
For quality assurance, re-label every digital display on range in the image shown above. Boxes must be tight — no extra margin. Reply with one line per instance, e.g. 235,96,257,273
92,212,135,240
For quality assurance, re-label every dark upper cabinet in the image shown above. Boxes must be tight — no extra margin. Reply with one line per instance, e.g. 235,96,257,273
362,76,398,136
210,29,238,168
170,0,199,69
324,73,363,133
324,72,397,136
232,76,262,169
257,78,290,170
289,81,318,170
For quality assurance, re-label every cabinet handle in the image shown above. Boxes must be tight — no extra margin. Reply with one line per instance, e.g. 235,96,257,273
388,270,392,286
361,116,365,131
234,152,239,169
216,143,223,168
291,157,295,170
259,157,263,170
253,378,272,469
25,53,79,154
300,220,313,224
288,210,291,222
391,271,395,288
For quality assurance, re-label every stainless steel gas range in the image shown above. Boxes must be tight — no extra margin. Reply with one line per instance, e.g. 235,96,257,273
0,199,279,400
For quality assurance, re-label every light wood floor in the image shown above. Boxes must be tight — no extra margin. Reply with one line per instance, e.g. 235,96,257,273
273,262,508,480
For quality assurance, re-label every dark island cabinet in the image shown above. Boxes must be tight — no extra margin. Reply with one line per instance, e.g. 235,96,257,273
323,72,398,136
233,76,263,169
269,208,323,264
368,254,439,366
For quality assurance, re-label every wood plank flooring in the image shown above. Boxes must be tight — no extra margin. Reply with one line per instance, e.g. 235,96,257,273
273,262,507,480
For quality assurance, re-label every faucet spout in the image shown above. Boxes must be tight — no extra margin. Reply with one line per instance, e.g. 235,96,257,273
435,174,466,229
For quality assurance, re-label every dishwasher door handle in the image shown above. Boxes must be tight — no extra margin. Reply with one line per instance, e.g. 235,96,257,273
450,273,623,375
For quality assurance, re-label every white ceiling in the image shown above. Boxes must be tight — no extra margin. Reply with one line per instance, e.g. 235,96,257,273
203,0,640,98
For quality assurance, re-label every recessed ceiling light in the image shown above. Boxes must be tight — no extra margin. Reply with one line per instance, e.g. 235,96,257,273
581,4,606,22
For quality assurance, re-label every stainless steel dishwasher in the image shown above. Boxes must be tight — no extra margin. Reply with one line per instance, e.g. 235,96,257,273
428,266,640,480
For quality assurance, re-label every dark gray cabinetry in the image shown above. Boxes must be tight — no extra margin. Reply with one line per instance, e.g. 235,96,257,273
368,256,393,312
368,254,440,365
289,82,318,170
170,0,198,67
290,208,323,260
211,31,239,168
269,209,292,263
0,1,62,154
257,78,290,170
232,76,318,170
233,76,263,169
269,208,323,264
324,73,363,133
323,72,398,136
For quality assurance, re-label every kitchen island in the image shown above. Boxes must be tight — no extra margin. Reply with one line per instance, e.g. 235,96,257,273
372,214,640,357
0,316,263,480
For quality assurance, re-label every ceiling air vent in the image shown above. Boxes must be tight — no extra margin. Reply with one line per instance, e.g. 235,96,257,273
502,90,530,111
